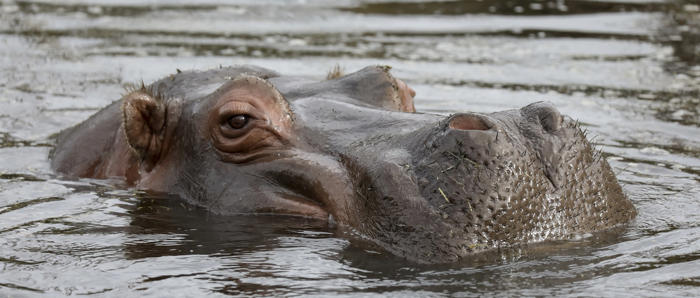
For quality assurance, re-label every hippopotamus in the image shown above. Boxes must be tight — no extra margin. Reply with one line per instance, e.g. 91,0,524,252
51,65,636,263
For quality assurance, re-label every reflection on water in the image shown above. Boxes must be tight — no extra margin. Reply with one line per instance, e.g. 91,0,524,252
343,0,669,15
0,0,698,296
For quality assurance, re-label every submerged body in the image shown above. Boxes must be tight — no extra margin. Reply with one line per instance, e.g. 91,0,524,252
51,65,636,263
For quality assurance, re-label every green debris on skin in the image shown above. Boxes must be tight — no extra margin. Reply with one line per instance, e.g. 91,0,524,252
438,187,450,203
447,151,479,168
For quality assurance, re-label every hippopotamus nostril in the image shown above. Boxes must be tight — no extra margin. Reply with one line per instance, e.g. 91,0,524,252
521,101,562,133
448,113,491,131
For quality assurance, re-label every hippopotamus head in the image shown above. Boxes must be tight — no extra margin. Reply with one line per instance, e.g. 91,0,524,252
51,65,636,263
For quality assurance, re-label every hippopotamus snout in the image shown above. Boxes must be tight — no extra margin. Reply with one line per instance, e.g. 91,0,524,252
340,101,589,261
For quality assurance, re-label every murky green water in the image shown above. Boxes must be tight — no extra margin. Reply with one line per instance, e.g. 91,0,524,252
0,0,698,296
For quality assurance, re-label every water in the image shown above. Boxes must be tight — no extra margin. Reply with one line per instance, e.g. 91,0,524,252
0,0,698,296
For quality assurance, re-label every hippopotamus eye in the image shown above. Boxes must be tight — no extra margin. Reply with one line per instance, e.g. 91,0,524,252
227,114,249,129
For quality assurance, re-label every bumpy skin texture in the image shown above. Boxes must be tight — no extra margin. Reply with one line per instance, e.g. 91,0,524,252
51,65,636,263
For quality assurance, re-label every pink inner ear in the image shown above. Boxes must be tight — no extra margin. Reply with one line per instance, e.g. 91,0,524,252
449,114,490,131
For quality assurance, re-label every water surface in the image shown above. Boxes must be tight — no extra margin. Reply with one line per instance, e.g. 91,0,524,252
0,0,698,296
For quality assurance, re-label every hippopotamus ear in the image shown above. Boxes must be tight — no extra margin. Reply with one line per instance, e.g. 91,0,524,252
324,66,416,113
121,90,167,171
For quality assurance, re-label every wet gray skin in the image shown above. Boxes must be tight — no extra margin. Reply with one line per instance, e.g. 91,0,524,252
51,65,636,263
